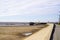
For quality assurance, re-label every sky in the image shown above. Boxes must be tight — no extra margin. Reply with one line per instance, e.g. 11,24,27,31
0,0,60,22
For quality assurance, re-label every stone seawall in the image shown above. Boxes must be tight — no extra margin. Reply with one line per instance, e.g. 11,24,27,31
24,24,53,40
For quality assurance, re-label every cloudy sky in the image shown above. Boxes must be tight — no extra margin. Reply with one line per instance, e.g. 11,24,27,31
0,0,60,22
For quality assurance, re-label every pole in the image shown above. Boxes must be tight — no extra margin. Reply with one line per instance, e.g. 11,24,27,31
58,11,60,24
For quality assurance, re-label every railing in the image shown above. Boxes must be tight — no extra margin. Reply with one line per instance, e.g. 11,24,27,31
50,24,56,40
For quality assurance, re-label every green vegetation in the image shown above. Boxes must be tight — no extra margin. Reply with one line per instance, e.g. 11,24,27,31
58,23,60,25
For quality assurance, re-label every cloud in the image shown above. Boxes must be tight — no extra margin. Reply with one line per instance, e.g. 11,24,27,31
0,0,60,17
